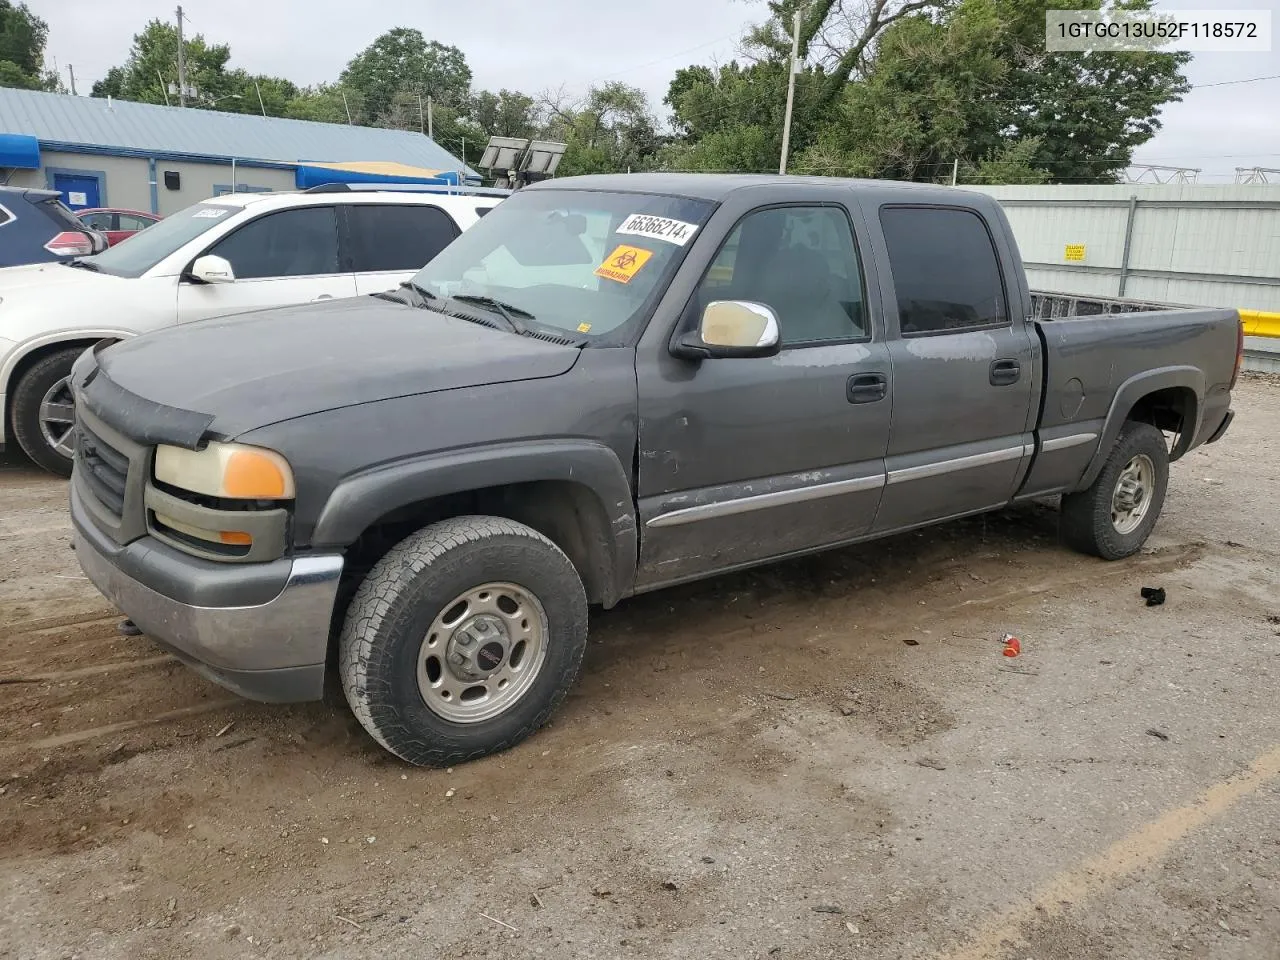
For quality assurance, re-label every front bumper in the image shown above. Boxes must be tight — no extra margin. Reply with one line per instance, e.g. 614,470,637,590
72,482,343,702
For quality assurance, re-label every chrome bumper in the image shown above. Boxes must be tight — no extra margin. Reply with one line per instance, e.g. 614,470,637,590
72,484,343,702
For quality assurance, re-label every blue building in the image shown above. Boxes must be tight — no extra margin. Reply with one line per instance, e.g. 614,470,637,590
0,88,477,214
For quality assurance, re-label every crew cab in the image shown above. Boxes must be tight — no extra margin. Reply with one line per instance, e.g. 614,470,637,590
67,174,1240,767
0,187,502,475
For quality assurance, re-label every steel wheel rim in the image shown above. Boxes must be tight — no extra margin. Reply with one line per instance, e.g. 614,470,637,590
1111,453,1155,535
38,377,76,459
416,581,549,723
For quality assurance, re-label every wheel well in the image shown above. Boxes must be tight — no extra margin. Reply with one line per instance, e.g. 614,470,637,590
1125,386,1197,459
5,338,114,433
335,480,616,615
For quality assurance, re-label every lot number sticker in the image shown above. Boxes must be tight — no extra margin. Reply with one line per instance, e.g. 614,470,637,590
616,213,699,246
193,208,230,219
595,244,654,284
1064,243,1086,262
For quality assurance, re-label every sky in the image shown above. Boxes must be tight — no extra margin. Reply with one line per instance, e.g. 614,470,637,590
32,0,1280,181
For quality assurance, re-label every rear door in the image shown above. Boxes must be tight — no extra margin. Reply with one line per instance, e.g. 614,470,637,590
343,203,461,296
176,205,356,323
867,204,1036,532
634,198,893,588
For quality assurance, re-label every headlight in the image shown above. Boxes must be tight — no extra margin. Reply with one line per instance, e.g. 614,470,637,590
154,442,295,499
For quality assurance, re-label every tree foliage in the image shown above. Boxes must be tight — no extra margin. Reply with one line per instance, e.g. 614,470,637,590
0,0,59,90
339,28,471,125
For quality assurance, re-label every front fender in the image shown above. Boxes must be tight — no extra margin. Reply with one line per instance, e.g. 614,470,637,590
1076,366,1203,490
311,439,638,606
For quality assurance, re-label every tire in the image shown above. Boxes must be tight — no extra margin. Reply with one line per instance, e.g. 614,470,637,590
339,515,588,767
10,346,85,477
1060,420,1170,560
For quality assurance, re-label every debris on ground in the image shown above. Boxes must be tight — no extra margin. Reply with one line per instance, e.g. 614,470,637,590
1001,633,1021,657
901,637,920,647
811,904,844,914
915,757,947,771
1141,586,1167,607
764,691,797,701
117,618,143,637
1146,728,1170,741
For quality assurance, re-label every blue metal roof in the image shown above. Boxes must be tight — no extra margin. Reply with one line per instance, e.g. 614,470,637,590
0,88,477,177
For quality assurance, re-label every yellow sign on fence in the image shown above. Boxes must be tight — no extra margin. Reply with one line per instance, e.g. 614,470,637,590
1064,244,1087,262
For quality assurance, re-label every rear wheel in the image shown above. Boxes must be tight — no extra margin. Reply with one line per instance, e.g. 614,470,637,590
10,347,84,477
338,515,588,766
1060,420,1169,560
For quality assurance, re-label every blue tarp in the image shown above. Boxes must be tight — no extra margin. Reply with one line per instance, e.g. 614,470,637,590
0,133,40,169
293,165,461,189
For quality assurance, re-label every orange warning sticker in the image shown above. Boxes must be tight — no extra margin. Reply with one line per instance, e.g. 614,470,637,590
594,244,653,284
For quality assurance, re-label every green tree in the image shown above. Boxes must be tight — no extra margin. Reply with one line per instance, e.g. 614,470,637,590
284,84,353,124
339,28,471,125
469,88,539,139
542,83,663,176
89,19,232,107
0,0,58,90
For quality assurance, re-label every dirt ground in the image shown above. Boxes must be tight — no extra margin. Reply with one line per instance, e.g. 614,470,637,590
1,377,1277,960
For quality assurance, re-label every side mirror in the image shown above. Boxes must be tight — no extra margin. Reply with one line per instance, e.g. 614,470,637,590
188,254,235,284
672,300,781,360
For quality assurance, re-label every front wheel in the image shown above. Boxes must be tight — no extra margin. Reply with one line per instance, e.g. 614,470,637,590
338,516,588,766
1060,420,1170,560
10,347,85,477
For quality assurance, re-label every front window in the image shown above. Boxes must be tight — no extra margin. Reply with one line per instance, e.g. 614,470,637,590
410,189,715,343
83,202,239,278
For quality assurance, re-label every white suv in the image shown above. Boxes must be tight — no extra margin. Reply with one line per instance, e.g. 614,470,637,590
0,188,502,474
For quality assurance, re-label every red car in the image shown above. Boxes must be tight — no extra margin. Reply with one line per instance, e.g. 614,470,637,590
76,207,161,246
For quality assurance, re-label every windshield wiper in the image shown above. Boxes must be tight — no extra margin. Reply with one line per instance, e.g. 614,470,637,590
62,259,101,272
449,294,534,335
372,280,438,308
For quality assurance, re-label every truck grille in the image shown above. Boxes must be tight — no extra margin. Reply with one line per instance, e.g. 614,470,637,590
77,420,131,519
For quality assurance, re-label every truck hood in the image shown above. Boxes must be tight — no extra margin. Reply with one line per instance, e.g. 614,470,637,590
88,296,582,442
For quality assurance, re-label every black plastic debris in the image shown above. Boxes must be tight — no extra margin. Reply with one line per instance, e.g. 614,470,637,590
1140,586,1166,607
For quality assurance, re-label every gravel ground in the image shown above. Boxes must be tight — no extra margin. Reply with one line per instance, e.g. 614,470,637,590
0,376,1276,960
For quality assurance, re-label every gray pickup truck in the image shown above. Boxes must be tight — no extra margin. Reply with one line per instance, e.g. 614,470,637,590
68,174,1241,766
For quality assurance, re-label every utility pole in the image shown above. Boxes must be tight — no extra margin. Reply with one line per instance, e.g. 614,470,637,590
950,158,959,186
778,7,802,175
341,90,353,124
417,93,425,135
67,64,77,96
157,69,171,106
427,96,434,139
175,5,187,107
255,80,267,117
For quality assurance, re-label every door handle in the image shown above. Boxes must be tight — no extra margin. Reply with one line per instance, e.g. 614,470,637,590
847,372,888,404
312,294,334,302
989,358,1021,386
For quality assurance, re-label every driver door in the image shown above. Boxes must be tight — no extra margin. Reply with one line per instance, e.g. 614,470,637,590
176,205,356,324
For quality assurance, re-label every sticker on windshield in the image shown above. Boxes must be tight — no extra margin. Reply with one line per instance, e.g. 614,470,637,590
616,213,699,246
577,322,593,333
595,245,653,284
193,208,230,219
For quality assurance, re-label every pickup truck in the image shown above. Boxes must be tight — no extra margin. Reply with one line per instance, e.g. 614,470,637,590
68,174,1241,767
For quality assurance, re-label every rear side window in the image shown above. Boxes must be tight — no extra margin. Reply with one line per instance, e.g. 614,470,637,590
345,204,460,273
0,204,12,227
208,206,339,279
79,211,114,231
880,206,1008,335
475,206,493,218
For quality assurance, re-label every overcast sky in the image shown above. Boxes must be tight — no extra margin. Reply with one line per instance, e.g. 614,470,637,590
34,0,1280,180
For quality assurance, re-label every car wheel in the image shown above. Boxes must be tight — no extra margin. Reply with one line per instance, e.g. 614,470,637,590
1060,420,1170,560
339,515,588,766
10,346,85,477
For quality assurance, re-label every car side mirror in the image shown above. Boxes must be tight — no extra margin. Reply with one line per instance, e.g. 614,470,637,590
671,300,781,360
188,254,235,284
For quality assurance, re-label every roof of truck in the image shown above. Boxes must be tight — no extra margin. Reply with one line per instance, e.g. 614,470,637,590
527,172,988,204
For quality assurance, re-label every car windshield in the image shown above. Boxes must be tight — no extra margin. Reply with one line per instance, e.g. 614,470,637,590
82,202,239,278
410,189,715,344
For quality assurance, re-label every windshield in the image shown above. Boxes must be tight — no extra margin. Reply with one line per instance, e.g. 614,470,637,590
410,189,715,344
82,202,238,278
